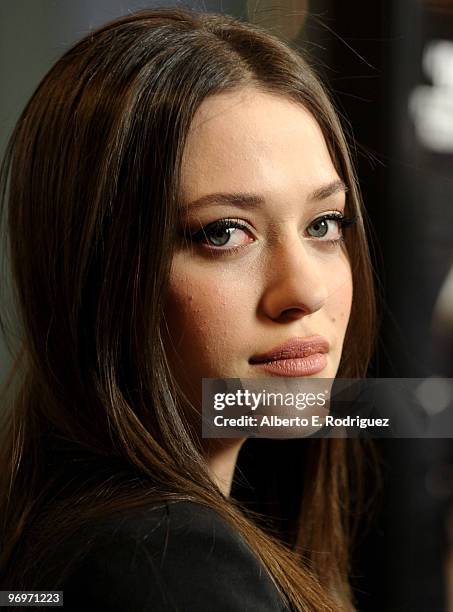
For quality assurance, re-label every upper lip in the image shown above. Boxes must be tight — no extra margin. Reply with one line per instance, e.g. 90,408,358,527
249,335,330,364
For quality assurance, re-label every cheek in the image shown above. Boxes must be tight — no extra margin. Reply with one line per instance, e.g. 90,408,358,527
325,257,353,331
163,259,249,371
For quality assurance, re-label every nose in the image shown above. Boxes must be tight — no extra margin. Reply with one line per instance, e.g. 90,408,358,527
259,235,329,322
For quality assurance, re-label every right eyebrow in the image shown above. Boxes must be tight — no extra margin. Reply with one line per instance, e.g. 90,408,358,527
182,192,264,212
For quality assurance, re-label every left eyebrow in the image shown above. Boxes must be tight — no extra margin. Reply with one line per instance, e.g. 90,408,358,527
182,179,348,211
308,179,348,202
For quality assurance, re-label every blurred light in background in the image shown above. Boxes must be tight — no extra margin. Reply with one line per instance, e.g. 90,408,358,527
416,377,453,416
410,40,453,152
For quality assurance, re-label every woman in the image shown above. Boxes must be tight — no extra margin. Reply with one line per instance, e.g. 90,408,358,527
0,7,377,611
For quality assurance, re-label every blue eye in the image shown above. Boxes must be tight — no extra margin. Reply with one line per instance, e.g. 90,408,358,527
306,213,357,242
307,218,332,238
186,218,253,249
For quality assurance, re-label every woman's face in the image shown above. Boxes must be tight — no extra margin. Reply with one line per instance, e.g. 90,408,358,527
163,88,353,406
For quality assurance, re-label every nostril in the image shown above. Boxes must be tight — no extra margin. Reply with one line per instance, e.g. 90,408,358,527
278,307,307,322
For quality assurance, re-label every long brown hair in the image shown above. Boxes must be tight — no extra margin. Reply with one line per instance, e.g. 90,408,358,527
0,7,377,611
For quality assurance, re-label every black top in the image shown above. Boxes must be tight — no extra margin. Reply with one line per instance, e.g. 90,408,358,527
48,500,290,611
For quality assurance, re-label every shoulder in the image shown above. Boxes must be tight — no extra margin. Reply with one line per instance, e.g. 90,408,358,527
59,500,289,612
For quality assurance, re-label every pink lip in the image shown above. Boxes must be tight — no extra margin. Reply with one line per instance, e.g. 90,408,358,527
249,335,329,377
251,354,327,376
249,335,330,363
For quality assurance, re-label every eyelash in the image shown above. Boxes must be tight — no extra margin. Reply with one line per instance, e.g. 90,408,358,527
181,210,357,256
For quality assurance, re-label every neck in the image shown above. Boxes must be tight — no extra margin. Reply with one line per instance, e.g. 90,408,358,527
203,438,246,497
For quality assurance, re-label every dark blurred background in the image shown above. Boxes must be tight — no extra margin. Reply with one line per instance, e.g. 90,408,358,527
1,1,453,610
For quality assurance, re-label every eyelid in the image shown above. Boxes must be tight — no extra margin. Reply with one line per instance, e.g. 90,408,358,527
189,217,254,239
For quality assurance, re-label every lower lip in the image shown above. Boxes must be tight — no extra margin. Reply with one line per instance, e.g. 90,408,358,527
250,353,327,376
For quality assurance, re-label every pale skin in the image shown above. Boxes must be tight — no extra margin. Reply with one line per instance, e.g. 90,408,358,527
163,87,353,496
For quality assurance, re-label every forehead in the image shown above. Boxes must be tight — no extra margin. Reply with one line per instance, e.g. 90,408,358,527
180,88,339,203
